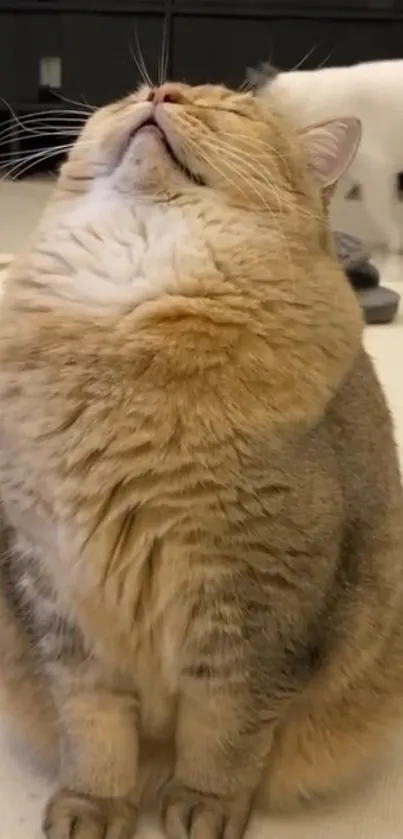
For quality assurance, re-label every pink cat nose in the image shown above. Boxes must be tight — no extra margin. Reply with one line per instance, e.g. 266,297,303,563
147,84,182,105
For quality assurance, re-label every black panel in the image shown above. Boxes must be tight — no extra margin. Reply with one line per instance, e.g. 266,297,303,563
0,2,165,10
270,18,402,69
62,14,166,105
2,0,403,173
0,1,397,10
0,13,63,103
172,10,403,87
173,0,397,15
328,20,402,64
173,16,344,85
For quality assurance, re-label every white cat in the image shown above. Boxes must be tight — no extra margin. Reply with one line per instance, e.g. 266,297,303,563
253,60,403,252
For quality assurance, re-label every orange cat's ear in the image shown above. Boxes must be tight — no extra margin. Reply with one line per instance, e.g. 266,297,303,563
299,117,361,198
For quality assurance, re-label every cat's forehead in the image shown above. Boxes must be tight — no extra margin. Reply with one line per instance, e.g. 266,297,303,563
189,83,262,115
181,82,242,103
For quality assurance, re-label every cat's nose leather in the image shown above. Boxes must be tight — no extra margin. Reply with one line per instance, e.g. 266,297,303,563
148,84,182,105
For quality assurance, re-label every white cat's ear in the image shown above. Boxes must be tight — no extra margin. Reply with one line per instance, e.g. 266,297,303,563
300,117,361,191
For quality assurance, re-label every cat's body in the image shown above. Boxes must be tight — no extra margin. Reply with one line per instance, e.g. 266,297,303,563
0,81,402,839
255,60,403,251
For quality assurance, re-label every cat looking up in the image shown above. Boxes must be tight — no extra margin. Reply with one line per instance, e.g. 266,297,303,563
0,80,402,839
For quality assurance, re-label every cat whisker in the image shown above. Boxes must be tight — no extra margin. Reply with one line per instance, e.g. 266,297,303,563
1,143,76,181
173,116,276,210
2,158,60,182
129,42,149,88
201,137,295,275
81,94,94,112
0,112,89,146
220,143,293,203
130,27,153,88
211,143,276,199
47,89,96,113
0,128,90,157
0,131,82,156
210,134,277,168
210,130,268,148
9,134,96,168
158,13,169,86
173,116,296,255
15,109,91,121
217,129,288,152
0,98,37,137
0,100,91,129
173,112,284,160
0,112,89,131
219,137,326,223
0,121,87,143
171,115,261,203
217,131,294,180
291,44,318,72
0,126,84,150
314,51,333,71
186,121,295,279
184,135,266,210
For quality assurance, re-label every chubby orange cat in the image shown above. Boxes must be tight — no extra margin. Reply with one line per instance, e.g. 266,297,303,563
0,79,402,839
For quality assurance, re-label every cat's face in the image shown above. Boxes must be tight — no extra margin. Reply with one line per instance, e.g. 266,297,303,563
62,81,318,210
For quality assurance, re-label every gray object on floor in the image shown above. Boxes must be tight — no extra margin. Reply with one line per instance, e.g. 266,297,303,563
334,231,400,325
357,287,400,325
334,231,371,272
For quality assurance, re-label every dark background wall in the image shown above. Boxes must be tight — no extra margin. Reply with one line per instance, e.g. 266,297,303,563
1,1,402,168
1,1,403,108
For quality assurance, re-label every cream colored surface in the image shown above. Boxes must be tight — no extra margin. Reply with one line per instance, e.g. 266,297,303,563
0,178,402,838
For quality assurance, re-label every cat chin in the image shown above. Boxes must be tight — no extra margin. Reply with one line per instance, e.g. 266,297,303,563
128,164,182,196
130,124,167,158
111,148,178,195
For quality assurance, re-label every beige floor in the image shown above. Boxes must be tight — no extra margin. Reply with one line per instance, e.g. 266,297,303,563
0,178,402,838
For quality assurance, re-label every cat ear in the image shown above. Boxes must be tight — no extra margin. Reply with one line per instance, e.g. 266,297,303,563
300,118,361,196
246,62,280,92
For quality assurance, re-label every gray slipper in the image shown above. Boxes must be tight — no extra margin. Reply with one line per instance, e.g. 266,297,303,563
334,231,400,324
356,287,400,325
334,231,371,272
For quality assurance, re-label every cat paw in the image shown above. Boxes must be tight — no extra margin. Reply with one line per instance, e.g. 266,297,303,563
43,789,138,839
161,781,252,839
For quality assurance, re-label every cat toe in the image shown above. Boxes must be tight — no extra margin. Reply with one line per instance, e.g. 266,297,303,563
43,789,138,839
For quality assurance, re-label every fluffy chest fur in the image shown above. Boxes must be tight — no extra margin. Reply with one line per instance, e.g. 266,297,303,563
5,477,192,740
29,183,210,313
0,191,356,737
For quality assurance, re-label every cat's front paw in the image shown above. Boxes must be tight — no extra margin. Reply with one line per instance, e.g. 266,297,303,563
43,788,138,839
161,781,252,839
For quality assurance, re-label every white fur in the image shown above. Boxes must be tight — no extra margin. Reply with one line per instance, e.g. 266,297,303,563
264,60,403,251
29,181,206,313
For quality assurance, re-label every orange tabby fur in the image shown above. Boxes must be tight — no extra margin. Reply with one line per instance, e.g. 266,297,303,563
0,81,401,839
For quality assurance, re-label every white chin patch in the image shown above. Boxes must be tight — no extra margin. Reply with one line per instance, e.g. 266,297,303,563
62,179,116,228
35,190,196,314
